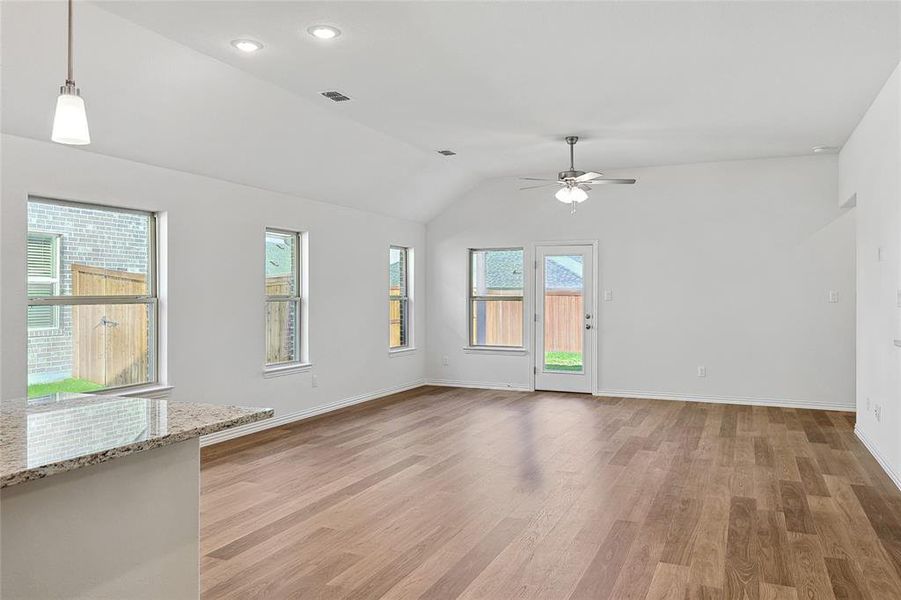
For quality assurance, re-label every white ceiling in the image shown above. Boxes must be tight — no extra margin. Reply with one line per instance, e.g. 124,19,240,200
4,1,899,221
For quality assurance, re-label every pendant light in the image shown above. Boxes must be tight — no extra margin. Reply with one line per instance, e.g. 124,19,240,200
51,0,91,145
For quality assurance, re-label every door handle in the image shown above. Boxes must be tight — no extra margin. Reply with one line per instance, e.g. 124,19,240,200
585,324,592,330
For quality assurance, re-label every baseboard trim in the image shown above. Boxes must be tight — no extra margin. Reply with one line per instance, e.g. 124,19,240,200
855,426,901,492
594,389,854,411
427,379,533,392
200,379,427,447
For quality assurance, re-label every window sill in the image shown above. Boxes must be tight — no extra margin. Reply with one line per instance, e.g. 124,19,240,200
388,347,417,357
463,346,528,356
263,362,313,378
100,384,174,399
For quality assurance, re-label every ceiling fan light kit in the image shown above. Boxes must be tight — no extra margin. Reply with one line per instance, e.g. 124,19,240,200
520,136,635,213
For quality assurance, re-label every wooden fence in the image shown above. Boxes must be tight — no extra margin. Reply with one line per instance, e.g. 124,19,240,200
266,275,294,363
476,300,524,347
474,291,583,352
542,291,583,353
72,264,149,387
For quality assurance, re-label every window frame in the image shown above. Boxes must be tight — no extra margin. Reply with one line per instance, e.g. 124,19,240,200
26,196,159,395
264,228,308,371
389,245,413,351
26,232,62,332
467,247,525,349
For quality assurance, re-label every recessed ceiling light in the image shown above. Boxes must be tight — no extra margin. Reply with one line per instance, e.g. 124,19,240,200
308,25,341,40
231,39,263,53
437,150,457,156
812,145,839,154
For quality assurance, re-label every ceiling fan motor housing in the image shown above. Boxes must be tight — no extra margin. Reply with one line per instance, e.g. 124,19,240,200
558,169,585,181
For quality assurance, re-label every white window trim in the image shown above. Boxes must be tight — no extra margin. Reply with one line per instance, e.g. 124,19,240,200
388,346,417,357
263,228,309,372
98,384,174,399
467,247,526,350
389,245,414,351
26,197,161,396
463,346,529,355
263,362,313,378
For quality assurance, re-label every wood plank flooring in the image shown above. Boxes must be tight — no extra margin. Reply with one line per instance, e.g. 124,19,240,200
200,386,901,599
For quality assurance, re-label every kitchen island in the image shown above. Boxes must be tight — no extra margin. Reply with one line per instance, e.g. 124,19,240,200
0,392,272,600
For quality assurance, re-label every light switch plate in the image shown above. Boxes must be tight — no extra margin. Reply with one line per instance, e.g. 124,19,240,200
827,291,839,303
604,290,613,302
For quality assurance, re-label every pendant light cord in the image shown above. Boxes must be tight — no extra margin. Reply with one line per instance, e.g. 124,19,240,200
66,0,74,85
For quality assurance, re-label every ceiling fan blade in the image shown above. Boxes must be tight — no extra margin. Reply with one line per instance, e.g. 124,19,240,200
585,178,637,185
519,177,557,182
575,171,604,182
520,183,559,190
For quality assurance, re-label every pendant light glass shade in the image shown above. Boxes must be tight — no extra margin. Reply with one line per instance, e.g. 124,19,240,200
51,0,90,145
555,186,588,204
51,86,90,145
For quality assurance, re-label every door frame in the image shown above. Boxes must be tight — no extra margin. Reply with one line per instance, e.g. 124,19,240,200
530,240,599,394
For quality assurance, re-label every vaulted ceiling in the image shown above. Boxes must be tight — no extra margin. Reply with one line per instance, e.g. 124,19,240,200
3,1,899,221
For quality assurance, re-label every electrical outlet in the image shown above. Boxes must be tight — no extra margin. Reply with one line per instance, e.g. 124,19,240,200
875,404,881,423
442,356,449,367
697,366,706,378
312,374,319,388
827,291,839,303
867,397,871,411
604,290,613,302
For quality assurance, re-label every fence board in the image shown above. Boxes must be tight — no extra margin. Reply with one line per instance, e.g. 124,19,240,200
543,291,583,353
266,276,294,363
471,292,582,351
72,264,149,387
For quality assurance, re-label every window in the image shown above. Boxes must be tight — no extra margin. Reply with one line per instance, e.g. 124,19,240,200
469,248,524,347
265,229,305,367
26,198,157,398
389,246,412,349
27,233,61,331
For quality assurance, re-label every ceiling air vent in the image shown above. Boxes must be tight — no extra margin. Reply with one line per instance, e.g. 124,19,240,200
437,150,456,156
321,91,351,102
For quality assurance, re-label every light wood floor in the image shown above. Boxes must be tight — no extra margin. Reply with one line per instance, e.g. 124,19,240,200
200,386,901,599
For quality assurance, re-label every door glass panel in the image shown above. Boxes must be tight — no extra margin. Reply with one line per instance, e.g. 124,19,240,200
543,255,584,372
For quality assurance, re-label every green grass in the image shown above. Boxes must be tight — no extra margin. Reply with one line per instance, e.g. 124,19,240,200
544,351,583,372
28,378,104,398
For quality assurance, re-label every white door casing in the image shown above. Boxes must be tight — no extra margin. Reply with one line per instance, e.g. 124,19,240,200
534,243,594,393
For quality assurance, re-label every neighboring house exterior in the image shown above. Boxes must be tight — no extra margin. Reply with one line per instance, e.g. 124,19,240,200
480,250,583,293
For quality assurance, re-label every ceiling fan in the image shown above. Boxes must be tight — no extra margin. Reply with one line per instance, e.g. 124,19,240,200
520,136,635,212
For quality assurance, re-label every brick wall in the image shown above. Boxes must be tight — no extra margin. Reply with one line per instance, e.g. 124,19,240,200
27,201,150,384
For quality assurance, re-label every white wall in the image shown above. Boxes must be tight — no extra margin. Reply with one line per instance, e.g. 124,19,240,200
427,155,856,409
1,135,426,420
839,63,901,486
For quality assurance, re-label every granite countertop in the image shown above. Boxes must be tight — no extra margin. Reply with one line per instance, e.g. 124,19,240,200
0,393,273,488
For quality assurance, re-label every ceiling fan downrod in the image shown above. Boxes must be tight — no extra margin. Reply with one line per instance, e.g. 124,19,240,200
565,136,579,171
